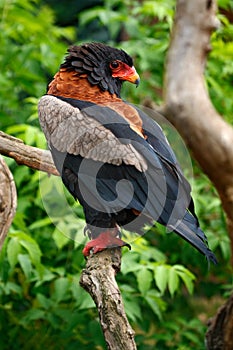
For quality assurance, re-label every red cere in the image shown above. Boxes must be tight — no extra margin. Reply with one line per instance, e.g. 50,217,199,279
110,62,140,85
111,62,133,78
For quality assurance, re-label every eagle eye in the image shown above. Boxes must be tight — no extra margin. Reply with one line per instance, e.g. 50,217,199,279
110,61,120,69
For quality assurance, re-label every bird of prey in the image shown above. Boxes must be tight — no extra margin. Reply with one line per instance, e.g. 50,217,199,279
38,42,217,263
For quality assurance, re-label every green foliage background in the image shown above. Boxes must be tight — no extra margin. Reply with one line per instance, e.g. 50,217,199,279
0,0,233,349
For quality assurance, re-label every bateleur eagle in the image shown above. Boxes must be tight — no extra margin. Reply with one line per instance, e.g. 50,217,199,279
38,42,217,263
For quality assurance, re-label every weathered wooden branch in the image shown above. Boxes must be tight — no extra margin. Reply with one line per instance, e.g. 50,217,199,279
80,248,137,350
0,155,17,249
0,131,59,176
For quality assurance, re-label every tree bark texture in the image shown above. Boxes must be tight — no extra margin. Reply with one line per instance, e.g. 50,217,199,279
0,131,59,176
0,155,17,249
206,293,233,350
163,1,233,346
80,248,137,350
164,0,233,261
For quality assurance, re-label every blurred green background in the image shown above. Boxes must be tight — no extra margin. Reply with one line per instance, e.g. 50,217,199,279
0,0,233,349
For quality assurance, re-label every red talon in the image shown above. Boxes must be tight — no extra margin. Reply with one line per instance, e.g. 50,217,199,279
82,231,131,257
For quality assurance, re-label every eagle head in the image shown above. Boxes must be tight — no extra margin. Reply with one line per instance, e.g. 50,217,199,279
60,42,140,97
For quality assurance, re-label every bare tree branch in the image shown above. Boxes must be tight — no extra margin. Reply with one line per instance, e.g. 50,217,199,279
80,248,137,350
163,0,233,260
0,155,17,249
0,131,59,176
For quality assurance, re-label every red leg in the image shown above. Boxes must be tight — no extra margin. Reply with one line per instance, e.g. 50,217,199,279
82,230,131,257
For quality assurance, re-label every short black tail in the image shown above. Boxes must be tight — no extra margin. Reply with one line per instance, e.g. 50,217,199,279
169,211,217,264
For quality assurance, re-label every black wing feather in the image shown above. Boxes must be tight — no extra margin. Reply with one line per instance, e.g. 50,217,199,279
49,95,217,264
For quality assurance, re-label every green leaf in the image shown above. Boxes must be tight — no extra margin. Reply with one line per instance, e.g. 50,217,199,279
4,281,22,296
20,309,45,326
123,297,142,322
7,238,21,268
28,217,52,230
154,264,169,294
121,252,141,274
37,293,53,310
53,228,70,249
119,284,136,293
183,331,200,344
34,268,56,287
220,236,231,260
10,232,42,267
136,268,152,295
178,272,194,294
168,267,179,297
24,125,37,145
18,254,32,280
144,290,166,320
53,277,70,302
174,265,195,294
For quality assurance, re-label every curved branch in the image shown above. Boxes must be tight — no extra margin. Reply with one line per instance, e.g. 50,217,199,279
163,0,233,258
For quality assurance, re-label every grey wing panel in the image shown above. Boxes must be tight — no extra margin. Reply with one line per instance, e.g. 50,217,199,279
38,95,147,172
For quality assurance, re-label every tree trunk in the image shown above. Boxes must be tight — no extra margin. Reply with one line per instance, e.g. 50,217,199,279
163,0,233,262
163,0,233,347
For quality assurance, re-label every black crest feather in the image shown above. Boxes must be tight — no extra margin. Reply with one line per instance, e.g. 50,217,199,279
60,43,134,97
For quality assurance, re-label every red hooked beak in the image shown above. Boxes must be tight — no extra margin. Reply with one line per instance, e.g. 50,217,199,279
112,64,140,87
123,66,140,87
